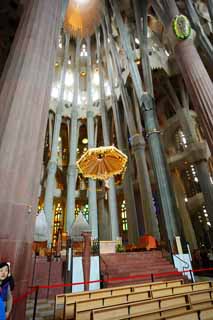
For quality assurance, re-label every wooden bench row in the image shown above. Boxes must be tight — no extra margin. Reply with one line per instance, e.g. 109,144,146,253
63,281,213,320
89,289,213,320
54,279,183,319
112,306,213,320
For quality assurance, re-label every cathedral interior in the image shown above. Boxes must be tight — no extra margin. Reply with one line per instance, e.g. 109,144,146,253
0,0,213,319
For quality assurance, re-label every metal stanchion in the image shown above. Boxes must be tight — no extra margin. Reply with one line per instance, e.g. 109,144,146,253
189,269,195,283
32,286,39,320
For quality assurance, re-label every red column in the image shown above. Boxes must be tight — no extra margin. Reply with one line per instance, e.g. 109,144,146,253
152,0,213,154
82,232,91,291
174,40,213,153
0,0,62,318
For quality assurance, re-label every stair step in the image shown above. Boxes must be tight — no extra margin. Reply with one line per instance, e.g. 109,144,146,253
101,251,183,288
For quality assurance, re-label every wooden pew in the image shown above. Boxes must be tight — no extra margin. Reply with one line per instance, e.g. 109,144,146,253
152,281,212,299
91,289,213,320
56,279,183,319
64,281,212,319
91,294,190,320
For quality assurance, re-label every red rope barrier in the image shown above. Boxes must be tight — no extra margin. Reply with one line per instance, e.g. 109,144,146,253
13,267,213,304
13,287,37,304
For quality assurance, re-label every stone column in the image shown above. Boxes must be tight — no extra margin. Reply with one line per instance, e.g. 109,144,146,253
44,32,70,245
102,24,139,243
86,37,98,239
131,134,160,240
97,191,109,240
66,39,81,233
66,111,80,231
152,0,213,154
141,94,181,245
104,16,160,240
0,1,62,318
171,169,198,250
96,31,119,240
110,0,181,246
48,112,53,151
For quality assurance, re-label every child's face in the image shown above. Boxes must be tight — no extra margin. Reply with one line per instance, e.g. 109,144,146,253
0,266,8,280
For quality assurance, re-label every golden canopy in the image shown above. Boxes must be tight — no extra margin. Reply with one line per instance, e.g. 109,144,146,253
64,0,102,38
76,146,128,180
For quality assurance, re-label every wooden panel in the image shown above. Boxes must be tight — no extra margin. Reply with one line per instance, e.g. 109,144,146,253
112,288,132,295
166,312,199,320
130,301,159,314
151,283,167,290
152,288,173,298
161,296,186,308
190,291,211,303
66,293,90,302
128,292,149,302
90,290,111,299
200,307,213,320
56,295,65,304
167,280,182,287
76,310,91,320
173,285,192,294
161,306,188,317
64,304,74,320
134,285,150,293
192,302,212,310
131,312,161,320
93,306,128,320
104,295,127,306
76,299,103,311
193,283,211,291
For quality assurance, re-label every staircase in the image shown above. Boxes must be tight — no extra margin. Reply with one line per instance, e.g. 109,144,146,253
101,251,185,287
26,299,56,320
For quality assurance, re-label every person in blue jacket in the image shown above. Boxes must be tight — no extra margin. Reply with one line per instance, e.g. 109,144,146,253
0,263,13,320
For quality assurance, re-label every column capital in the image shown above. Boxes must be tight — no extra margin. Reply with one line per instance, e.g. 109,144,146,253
87,110,94,118
71,110,78,119
130,134,145,151
140,92,154,112
55,111,62,120
48,160,57,173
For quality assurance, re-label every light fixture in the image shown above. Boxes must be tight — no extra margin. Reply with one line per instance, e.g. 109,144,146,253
82,138,88,144
184,197,188,202
165,50,170,57
135,38,140,45
68,57,71,65
55,62,59,67
136,59,140,65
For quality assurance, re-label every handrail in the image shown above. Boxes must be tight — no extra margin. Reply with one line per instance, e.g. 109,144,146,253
174,254,190,269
